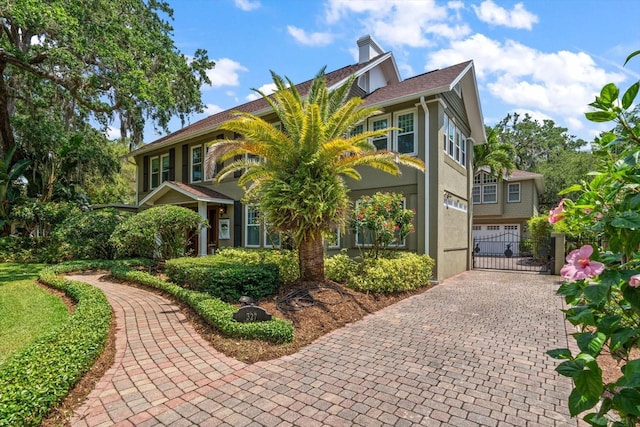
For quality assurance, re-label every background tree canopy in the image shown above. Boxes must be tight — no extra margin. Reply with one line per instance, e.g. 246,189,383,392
0,0,214,154
0,0,214,216
487,112,594,208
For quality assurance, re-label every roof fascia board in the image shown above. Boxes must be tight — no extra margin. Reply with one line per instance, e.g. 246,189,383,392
328,52,395,90
139,181,234,206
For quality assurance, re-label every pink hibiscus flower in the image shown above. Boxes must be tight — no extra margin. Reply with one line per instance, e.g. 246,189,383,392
560,245,605,280
630,274,640,288
548,199,565,224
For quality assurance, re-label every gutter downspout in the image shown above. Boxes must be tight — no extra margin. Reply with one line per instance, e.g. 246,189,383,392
419,96,429,256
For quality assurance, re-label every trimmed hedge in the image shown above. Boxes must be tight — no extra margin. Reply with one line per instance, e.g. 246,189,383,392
0,263,113,427
327,252,435,293
111,266,293,344
216,248,299,284
165,257,280,302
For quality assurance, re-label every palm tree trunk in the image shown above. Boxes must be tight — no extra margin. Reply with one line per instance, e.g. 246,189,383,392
298,229,325,282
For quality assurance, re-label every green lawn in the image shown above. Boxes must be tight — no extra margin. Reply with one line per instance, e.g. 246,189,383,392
0,263,69,365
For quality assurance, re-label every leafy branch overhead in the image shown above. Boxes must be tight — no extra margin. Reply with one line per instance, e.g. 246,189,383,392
0,0,215,153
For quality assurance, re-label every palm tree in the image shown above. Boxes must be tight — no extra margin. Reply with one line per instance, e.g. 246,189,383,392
205,69,425,282
473,126,516,179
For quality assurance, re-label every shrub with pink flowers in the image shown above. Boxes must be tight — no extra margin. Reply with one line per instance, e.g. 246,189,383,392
350,192,415,259
547,50,640,426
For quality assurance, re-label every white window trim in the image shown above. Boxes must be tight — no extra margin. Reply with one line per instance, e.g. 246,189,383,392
393,109,417,156
150,156,159,189
443,114,449,152
245,205,261,248
190,145,203,183
472,185,481,205
160,153,170,183
461,135,467,167
443,114,467,168
368,114,391,151
482,184,498,204
507,182,521,203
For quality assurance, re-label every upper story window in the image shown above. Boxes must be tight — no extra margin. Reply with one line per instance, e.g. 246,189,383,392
369,115,390,150
472,186,481,204
191,145,202,183
443,113,467,168
160,154,170,183
150,157,160,189
507,183,521,203
473,172,498,204
395,110,416,155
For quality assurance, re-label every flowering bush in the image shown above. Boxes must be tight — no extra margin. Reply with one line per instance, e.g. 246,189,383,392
350,192,415,259
547,50,640,426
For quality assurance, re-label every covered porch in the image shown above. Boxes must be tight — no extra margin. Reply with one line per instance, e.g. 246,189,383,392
138,181,235,256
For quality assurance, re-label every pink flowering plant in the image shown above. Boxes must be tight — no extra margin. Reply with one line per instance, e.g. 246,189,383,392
547,51,640,426
350,192,415,259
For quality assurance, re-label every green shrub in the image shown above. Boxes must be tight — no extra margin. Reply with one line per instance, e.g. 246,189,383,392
216,247,299,283
165,256,280,302
110,205,206,261
111,266,293,343
54,208,131,260
325,250,359,283
527,215,553,261
347,252,434,293
0,263,112,427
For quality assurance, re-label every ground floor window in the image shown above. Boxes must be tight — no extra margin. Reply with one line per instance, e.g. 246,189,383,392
245,205,260,247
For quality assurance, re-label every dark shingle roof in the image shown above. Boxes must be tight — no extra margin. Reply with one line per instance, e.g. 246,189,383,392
133,54,389,154
170,181,233,201
133,56,474,155
361,61,472,107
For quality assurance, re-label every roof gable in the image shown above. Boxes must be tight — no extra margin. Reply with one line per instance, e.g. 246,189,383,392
130,53,396,157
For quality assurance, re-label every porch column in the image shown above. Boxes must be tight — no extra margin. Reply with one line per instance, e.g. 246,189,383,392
198,201,208,256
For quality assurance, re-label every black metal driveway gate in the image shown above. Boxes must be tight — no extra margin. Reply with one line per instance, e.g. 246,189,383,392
472,232,553,274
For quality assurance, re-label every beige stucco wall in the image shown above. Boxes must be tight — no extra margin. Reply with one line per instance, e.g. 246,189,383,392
474,179,537,221
134,92,477,282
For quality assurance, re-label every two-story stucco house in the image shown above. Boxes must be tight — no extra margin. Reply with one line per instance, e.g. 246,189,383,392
128,35,486,281
472,168,544,255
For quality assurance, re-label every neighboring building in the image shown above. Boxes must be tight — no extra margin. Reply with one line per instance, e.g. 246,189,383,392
472,169,544,256
128,35,486,281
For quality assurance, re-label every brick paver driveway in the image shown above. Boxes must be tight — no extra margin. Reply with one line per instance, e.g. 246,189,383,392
67,270,576,426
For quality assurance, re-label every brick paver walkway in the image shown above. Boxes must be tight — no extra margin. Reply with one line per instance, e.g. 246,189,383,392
67,271,576,426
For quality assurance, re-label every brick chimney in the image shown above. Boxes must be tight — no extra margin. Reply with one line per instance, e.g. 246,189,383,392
357,35,384,64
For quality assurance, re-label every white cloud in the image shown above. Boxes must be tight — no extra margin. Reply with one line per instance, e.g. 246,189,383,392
234,0,260,11
246,83,278,101
203,104,223,115
472,0,538,30
324,0,467,48
287,26,335,47
426,34,625,131
205,58,248,88
106,126,121,140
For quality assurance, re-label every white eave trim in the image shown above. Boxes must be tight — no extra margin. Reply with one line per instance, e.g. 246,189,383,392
329,52,396,90
139,181,234,207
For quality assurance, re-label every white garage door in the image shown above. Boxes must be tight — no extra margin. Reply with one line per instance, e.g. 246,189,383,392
472,224,520,256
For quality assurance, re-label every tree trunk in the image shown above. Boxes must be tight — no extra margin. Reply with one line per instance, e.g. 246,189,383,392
0,63,16,157
298,229,325,282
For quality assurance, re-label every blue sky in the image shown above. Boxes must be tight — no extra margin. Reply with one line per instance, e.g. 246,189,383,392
130,0,640,143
